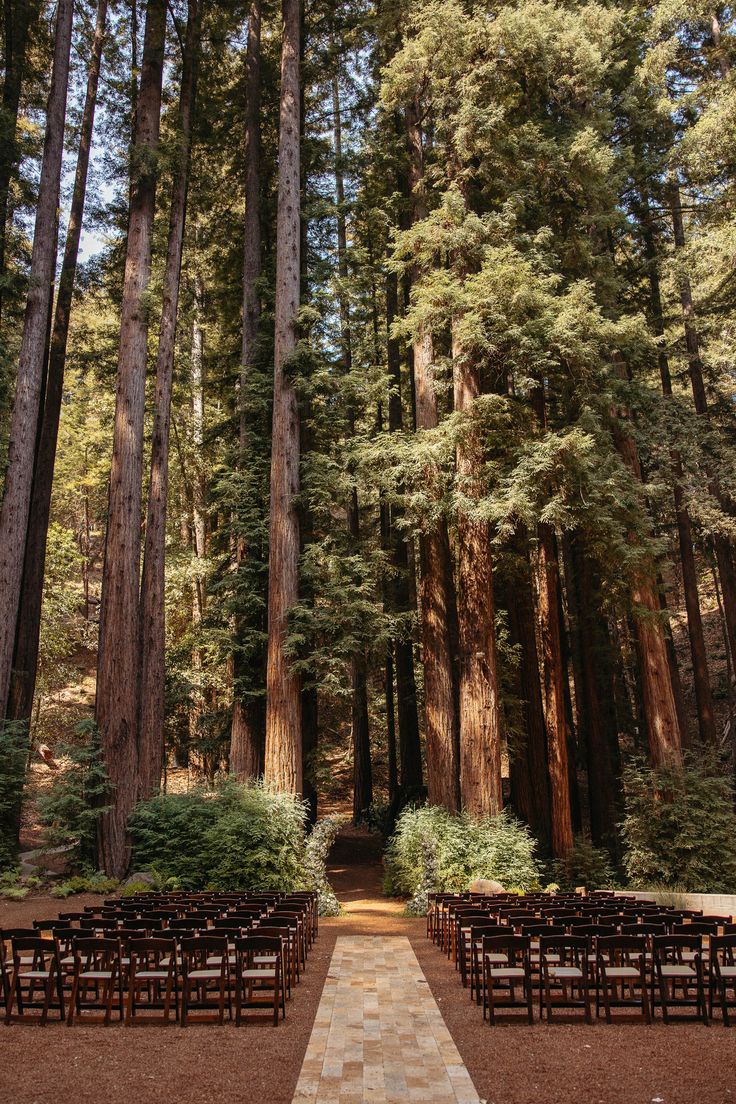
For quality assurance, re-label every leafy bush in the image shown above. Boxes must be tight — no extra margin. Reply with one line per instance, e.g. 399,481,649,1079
620,753,736,893
0,721,28,871
50,872,118,898
304,815,343,916
384,806,542,898
550,836,617,891
129,780,312,892
37,721,110,870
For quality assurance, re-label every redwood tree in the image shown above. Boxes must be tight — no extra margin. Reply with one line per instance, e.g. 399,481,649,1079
264,0,303,793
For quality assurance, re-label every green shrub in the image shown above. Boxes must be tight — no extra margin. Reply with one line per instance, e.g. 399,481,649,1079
37,721,110,870
304,815,344,916
0,721,28,871
549,836,617,891
129,780,313,892
50,872,118,898
384,805,542,898
620,752,736,893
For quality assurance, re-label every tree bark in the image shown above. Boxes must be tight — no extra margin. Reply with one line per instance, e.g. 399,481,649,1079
96,0,167,877
611,417,683,768
503,547,551,845
0,0,40,326
7,0,108,729
406,97,459,811
230,0,264,779
138,0,201,800
452,329,503,816
0,0,74,720
264,0,302,793
385,269,422,792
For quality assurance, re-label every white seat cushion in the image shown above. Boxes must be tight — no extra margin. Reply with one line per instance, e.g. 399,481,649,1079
548,966,583,979
489,967,525,979
602,966,641,979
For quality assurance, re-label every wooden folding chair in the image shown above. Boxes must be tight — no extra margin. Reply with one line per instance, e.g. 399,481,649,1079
652,935,708,1024
596,934,650,1023
539,934,592,1023
66,937,122,1025
180,935,229,1025
482,935,533,1024
4,936,63,1025
710,934,736,1025
125,937,178,1025
234,935,286,1025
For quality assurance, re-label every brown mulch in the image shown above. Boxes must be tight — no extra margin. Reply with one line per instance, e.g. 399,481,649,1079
2,833,735,1104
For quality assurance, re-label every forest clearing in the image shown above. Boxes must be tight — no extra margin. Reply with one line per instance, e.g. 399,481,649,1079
1,0,736,1101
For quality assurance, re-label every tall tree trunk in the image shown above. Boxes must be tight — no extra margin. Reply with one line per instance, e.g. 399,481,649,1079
7,0,108,729
332,74,372,822
635,195,716,744
264,0,302,793
385,269,422,793
138,0,201,800
96,0,167,877
503,545,551,845
0,0,39,326
406,97,459,811
568,535,622,856
0,0,74,719
531,387,573,856
452,328,503,816
611,415,683,768
230,0,263,779
668,180,736,680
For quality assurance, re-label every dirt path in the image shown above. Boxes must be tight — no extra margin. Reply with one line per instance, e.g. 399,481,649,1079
2,830,736,1104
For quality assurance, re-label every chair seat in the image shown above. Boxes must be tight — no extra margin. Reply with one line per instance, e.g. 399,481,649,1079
483,953,509,965
547,966,583,979
660,964,697,978
489,967,525,979
187,969,223,980
80,970,114,980
717,966,736,978
19,969,52,979
602,966,641,979
241,968,276,979
135,969,171,980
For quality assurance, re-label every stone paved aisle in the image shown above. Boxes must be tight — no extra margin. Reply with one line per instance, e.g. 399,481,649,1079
292,936,482,1104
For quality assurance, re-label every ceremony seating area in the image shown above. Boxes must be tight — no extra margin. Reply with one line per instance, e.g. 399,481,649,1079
428,890,736,1025
0,890,318,1026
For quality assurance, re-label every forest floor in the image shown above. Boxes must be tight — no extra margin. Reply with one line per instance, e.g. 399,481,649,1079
2,827,735,1104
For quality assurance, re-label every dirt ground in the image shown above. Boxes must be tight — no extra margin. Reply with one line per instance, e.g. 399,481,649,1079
2,830,735,1104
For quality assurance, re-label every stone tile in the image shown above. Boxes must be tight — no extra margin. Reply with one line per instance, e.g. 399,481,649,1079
292,936,481,1104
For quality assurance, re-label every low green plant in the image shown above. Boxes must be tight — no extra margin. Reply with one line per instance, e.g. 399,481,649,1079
129,780,317,893
550,836,617,892
620,752,736,893
1,885,29,900
37,720,111,870
384,806,542,899
50,872,118,898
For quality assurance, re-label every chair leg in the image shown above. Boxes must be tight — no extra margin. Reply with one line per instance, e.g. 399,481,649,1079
66,975,79,1027
4,969,17,1024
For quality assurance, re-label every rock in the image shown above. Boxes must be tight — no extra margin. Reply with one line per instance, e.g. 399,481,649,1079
470,878,505,895
122,871,156,889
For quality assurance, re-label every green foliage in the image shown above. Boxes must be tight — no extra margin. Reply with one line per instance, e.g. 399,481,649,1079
0,721,28,871
304,815,344,916
550,836,617,891
384,806,542,899
37,721,111,871
620,753,736,893
50,872,118,899
129,780,312,892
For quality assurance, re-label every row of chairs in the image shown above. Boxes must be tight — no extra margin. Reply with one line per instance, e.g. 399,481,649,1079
428,891,736,1025
1,890,318,1027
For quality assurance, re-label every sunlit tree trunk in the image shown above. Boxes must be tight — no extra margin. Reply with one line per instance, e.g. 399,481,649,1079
7,0,108,731
96,0,167,877
0,0,74,721
231,0,263,780
406,97,459,811
139,0,201,799
264,0,302,793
